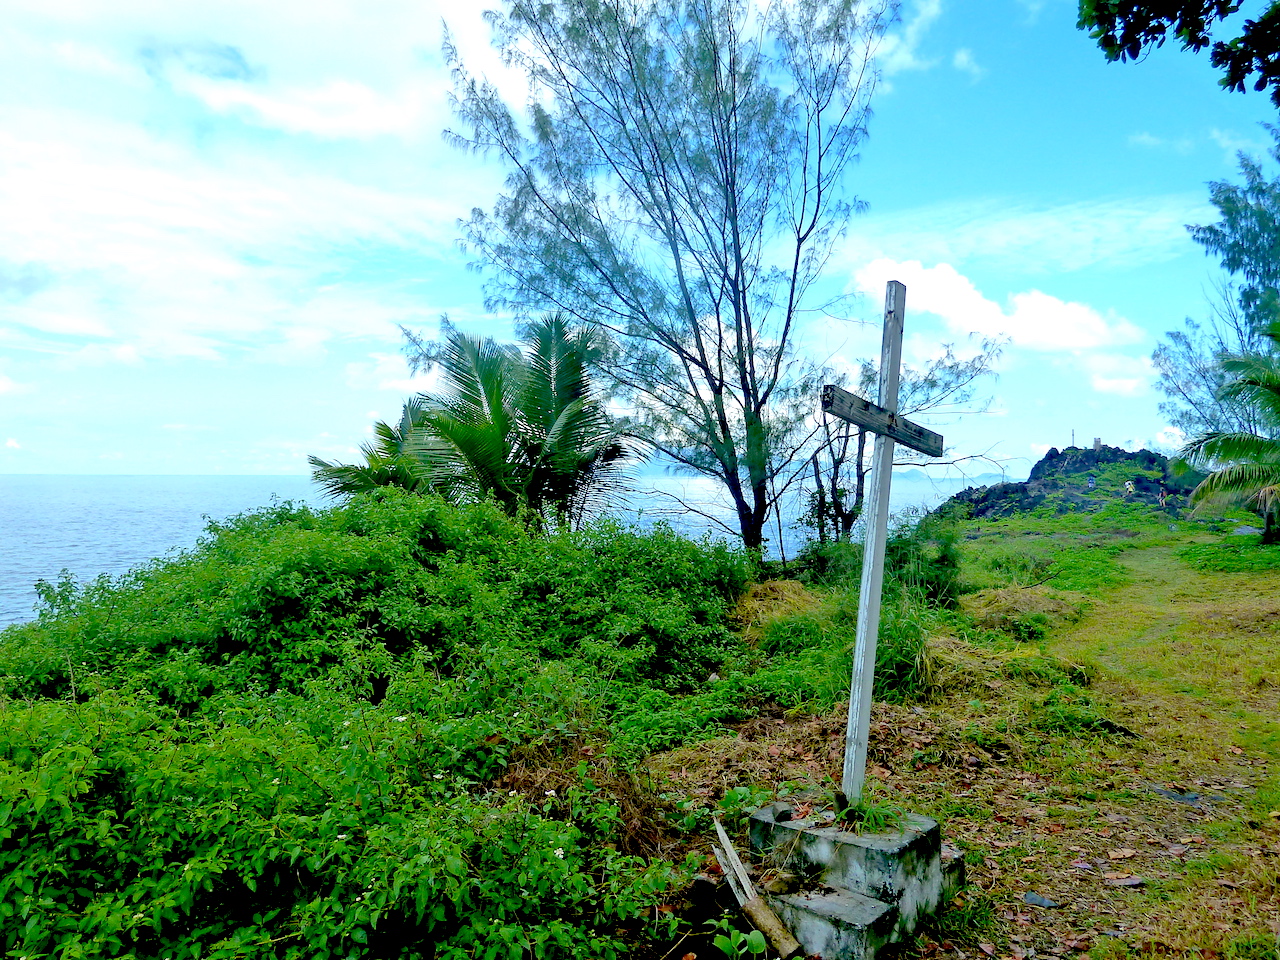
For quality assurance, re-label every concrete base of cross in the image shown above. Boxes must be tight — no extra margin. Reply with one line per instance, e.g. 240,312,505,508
748,803,965,959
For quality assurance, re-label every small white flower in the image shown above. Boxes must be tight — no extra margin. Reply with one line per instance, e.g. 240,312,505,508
271,778,281,785
337,834,349,841
393,716,408,722
341,745,350,750
433,773,444,780
342,721,351,727
545,789,556,797
553,848,565,859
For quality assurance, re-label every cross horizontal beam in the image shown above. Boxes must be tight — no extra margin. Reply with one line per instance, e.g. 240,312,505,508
821,384,944,459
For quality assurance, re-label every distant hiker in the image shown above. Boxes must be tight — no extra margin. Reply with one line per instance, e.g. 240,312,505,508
1159,485,1167,508
1125,480,1135,495
1087,474,1096,490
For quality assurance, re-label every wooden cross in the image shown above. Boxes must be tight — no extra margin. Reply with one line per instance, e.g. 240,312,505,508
821,280,944,804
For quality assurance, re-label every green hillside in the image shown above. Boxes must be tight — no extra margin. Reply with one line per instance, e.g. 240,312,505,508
1,485,1277,959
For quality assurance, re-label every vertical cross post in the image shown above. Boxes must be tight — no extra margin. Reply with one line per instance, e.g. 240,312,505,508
841,280,906,804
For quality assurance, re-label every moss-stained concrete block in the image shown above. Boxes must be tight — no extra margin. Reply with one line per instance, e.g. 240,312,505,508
749,803,951,955
768,887,896,960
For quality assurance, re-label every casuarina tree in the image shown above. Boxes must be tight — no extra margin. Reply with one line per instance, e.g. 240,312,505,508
446,0,897,550
1180,319,1280,542
1154,125,1280,438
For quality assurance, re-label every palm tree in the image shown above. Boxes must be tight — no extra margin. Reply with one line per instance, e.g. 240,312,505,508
306,397,436,497
310,315,633,527
1180,320,1280,543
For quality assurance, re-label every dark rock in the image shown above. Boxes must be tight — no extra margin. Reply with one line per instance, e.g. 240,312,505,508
936,445,1205,521
1022,891,1060,908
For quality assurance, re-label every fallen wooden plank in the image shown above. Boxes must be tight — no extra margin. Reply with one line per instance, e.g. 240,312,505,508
713,820,803,959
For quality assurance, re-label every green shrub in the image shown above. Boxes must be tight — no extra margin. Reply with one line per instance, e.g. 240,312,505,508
884,515,962,607
0,691,690,959
793,513,962,608
1,492,751,703
512,520,751,684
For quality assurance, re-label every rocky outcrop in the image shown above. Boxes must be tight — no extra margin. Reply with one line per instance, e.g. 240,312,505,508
939,445,1203,520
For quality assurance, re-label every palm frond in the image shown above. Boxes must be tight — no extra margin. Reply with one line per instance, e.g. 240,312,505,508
308,454,433,500
309,313,636,525
1193,461,1280,500
1181,430,1280,468
426,329,523,434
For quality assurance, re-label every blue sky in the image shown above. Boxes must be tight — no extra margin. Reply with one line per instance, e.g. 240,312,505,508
2,0,1277,485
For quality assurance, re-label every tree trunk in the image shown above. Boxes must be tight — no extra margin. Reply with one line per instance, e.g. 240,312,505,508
1263,508,1279,545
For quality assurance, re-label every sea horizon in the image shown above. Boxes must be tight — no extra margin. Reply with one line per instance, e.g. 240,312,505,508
0,469,1010,626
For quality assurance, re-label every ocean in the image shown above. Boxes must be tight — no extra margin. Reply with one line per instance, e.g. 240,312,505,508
0,470,1001,627
0,475,322,626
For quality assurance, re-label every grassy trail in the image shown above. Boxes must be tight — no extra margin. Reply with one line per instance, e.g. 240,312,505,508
1033,542,1280,957
1053,543,1280,778
652,536,1280,957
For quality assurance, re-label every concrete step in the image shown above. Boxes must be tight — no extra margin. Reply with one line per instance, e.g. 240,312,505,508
767,885,897,960
749,803,945,938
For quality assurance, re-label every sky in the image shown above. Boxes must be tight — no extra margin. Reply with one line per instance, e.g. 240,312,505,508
2,0,1278,488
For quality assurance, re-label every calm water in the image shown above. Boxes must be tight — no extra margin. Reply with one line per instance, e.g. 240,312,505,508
0,475,321,625
0,471,1001,627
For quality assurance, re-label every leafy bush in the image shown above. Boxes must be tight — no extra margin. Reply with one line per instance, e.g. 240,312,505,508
0,493,759,955
2,491,750,704
0,691,690,959
793,513,962,606
884,515,962,607
512,519,751,685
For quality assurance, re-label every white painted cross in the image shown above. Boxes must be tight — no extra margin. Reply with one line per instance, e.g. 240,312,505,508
820,281,944,805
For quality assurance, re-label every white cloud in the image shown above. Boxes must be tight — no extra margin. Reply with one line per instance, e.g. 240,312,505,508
843,195,1212,276
175,75,438,140
0,117,492,366
878,0,944,76
1129,131,1194,154
5,438,19,449
57,343,148,367
1155,426,1186,450
0,0,512,376
852,259,1144,351
343,353,439,394
1080,352,1151,396
1210,126,1268,163
0,375,17,394
952,48,983,81
880,2,977,86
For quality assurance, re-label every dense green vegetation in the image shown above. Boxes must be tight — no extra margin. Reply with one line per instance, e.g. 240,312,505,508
4,486,1276,958
1180,317,1280,542
0,490,952,958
